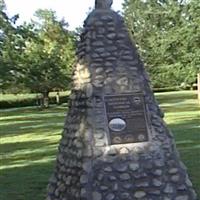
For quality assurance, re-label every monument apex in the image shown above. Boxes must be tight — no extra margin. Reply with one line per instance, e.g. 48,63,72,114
95,0,113,9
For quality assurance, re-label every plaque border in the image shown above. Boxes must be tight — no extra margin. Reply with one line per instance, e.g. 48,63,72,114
103,93,151,145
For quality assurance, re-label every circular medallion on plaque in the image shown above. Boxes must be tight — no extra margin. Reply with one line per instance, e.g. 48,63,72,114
133,97,141,105
112,137,122,144
109,118,126,132
138,134,145,142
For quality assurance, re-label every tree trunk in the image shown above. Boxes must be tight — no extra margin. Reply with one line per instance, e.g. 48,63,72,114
42,91,49,108
198,73,200,104
56,92,60,105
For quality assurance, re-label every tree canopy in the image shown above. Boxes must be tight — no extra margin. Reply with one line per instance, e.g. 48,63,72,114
0,0,199,96
0,0,22,91
21,9,76,95
123,0,200,88
0,1,76,98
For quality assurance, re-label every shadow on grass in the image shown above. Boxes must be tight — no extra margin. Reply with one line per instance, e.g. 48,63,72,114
0,139,59,200
0,161,55,200
167,118,200,196
0,140,59,154
155,91,197,104
0,112,65,121
161,104,199,113
0,127,62,139
0,104,68,117
0,112,66,123
0,109,66,138
169,118,200,137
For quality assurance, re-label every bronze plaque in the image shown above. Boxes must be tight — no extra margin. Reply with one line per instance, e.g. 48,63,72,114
104,93,149,145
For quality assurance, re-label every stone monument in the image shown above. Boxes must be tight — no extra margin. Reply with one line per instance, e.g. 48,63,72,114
47,0,197,199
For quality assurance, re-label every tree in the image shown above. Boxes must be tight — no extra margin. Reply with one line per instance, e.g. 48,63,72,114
0,0,20,92
123,0,199,88
0,0,34,93
21,9,76,107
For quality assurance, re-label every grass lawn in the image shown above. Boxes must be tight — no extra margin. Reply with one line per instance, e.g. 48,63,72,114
0,90,199,200
155,91,200,195
0,91,70,102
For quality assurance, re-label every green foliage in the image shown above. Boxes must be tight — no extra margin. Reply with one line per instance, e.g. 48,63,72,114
123,0,200,88
0,3,76,96
0,0,21,90
1,0,199,94
21,9,76,95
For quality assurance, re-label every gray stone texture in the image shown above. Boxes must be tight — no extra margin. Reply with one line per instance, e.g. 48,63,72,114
46,4,197,200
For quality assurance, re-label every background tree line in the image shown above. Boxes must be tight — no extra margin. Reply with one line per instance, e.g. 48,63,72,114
0,0,199,101
0,0,76,106
123,0,199,88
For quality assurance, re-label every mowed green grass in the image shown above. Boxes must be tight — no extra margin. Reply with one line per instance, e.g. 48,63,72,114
0,91,199,200
155,91,200,195
0,105,67,200
0,91,70,102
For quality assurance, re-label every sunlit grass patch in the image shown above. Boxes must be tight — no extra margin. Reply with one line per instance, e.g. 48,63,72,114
0,105,65,200
156,90,200,195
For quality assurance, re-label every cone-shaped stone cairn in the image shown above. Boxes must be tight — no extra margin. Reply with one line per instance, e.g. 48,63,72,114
47,1,197,200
